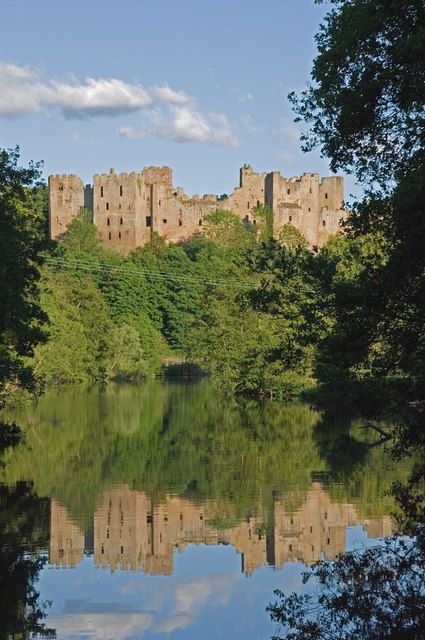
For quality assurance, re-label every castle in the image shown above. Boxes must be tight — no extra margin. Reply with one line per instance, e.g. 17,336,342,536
50,483,393,574
48,165,347,254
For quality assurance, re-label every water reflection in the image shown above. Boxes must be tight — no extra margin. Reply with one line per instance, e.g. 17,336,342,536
0,381,411,639
50,483,394,576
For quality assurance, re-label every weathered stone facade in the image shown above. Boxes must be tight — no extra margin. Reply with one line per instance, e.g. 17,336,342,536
49,165,347,254
49,483,393,575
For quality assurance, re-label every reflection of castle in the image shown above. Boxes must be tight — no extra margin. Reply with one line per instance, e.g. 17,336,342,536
49,483,393,574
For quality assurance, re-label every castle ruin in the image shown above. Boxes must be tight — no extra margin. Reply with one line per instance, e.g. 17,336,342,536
48,165,347,254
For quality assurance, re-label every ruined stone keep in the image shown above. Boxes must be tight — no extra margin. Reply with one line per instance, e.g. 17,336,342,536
49,165,347,254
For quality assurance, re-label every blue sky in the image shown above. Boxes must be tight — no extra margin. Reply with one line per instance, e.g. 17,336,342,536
0,0,356,198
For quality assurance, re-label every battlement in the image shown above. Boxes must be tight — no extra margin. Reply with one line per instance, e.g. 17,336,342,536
48,164,348,253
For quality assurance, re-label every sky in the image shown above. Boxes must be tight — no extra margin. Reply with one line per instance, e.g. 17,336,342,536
38,526,379,640
0,0,357,198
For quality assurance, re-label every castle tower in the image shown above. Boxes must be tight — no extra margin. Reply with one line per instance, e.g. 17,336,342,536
49,499,84,568
48,174,84,241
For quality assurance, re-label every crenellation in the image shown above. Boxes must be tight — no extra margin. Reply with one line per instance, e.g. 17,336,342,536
48,164,348,254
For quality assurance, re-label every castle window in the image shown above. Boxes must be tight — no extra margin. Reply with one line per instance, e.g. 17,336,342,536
118,232,121,239
101,186,103,197
107,218,110,226
163,218,167,224
180,514,183,521
289,544,292,552
257,200,260,206
120,185,123,196
101,545,104,554
247,201,250,208
59,184,64,191
325,192,328,199
146,216,151,227
159,199,161,205
200,514,203,520
325,512,328,519
327,538,330,545
147,514,152,524
119,204,121,210
108,232,111,240
308,207,311,212
290,518,293,525
179,219,182,226
106,530,109,539
310,526,313,533
120,217,123,225
323,220,326,226
310,188,312,194
199,219,202,226
106,202,109,210
287,188,290,195
311,545,314,552
289,215,292,222
120,546,124,555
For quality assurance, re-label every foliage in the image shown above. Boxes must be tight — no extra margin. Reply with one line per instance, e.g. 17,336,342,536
290,0,425,187
278,223,308,250
268,533,425,640
0,147,47,409
0,482,55,638
0,381,409,531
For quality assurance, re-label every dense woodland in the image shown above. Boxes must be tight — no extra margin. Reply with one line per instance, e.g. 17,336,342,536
1,153,423,415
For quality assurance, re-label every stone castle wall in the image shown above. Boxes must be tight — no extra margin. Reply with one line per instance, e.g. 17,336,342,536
49,165,347,254
49,484,394,576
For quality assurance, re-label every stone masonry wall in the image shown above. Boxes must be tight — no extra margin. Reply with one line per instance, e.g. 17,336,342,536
49,165,347,254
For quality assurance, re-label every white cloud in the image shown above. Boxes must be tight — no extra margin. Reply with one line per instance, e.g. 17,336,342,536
172,574,237,614
152,84,191,105
155,614,193,634
0,60,238,146
152,104,239,146
118,125,145,140
49,612,154,640
49,78,151,119
0,62,150,119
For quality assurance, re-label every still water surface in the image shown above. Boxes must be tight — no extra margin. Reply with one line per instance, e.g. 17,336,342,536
0,381,410,639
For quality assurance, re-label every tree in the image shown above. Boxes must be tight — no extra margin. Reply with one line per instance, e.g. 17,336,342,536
290,0,425,187
267,533,425,640
289,0,425,410
0,147,47,408
0,482,55,638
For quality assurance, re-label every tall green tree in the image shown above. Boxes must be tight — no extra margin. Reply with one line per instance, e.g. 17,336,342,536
290,0,425,409
0,147,47,409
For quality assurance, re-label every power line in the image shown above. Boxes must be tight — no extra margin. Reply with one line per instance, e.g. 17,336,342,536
44,256,257,289
44,255,317,295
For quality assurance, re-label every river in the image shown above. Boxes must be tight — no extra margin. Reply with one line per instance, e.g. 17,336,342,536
0,381,410,639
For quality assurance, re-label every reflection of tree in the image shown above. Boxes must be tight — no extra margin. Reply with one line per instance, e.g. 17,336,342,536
0,482,55,638
268,531,425,640
1,382,410,531
267,404,425,639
